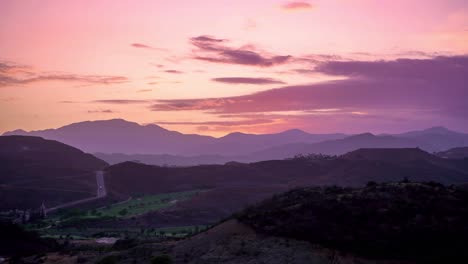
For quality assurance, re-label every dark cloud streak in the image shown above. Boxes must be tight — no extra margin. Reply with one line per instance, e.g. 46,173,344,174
0,61,128,87
212,77,285,85
149,56,468,126
190,35,292,67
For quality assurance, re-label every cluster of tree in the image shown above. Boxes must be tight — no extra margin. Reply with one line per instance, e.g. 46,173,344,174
0,221,60,258
238,182,468,263
287,153,337,161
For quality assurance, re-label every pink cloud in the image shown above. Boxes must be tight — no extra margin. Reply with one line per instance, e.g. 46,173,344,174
281,1,314,11
131,43,166,51
190,35,292,67
149,56,468,130
93,99,150,104
153,118,274,127
164,70,184,74
0,61,128,87
212,77,285,85
87,109,115,114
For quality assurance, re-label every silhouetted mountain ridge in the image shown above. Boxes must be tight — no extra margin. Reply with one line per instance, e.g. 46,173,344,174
3,119,468,162
2,119,347,156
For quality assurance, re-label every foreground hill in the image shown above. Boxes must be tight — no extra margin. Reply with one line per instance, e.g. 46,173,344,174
237,182,468,263
172,219,395,264
101,148,468,228
0,136,108,210
0,222,59,257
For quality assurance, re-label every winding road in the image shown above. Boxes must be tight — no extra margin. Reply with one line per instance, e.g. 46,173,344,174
46,170,107,213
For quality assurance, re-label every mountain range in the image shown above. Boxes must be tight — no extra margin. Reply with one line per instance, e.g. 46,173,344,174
3,119,468,166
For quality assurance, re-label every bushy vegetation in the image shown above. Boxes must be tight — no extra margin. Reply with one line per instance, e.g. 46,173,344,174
95,255,118,264
238,182,468,263
151,254,172,264
0,221,59,257
288,153,337,161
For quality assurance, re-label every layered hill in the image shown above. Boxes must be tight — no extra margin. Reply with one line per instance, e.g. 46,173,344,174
100,148,468,228
0,136,108,210
2,119,346,156
4,119,468,166
251,128,468,160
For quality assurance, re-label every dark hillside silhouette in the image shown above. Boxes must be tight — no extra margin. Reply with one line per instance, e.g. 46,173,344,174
100,148,468,228
0,136,107,210
238,182,468,263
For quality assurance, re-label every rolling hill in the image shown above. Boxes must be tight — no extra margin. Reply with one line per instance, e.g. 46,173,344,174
2,119,347,156
4,119,468,166
99,148,468,228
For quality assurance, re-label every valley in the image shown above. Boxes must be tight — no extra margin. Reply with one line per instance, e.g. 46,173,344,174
1,126,468,263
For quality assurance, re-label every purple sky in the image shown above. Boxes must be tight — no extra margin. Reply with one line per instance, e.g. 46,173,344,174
1,0,468,135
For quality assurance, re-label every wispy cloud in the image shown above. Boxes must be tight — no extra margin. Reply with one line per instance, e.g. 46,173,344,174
281,1,314,11
150,56,468,123
190,35,292,67
131,43,166,51
87,109,115,114
212,77,285,85
164,70,184,74
0,61,128,87
137,89,152,93
153,118,274,127
92,99,150,104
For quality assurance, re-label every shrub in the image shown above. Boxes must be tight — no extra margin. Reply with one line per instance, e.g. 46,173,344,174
151,254,172,264
95,255,118,264
118,208,128,216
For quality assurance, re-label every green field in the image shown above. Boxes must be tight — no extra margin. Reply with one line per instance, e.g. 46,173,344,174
39,225,209,239
91,190,202,218
30,190,208,239
45,189,204,223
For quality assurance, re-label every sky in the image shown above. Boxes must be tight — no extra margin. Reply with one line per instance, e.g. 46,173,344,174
1,0,467,137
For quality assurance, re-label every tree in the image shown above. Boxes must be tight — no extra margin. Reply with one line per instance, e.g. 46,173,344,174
118,208,128,216
151,255,172,264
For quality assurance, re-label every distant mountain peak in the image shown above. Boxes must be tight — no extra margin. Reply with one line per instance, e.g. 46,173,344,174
61,119,143,129
222,132,250,138
424,126,451,133
2,129,27,136
347,132,376,139
341,148,435,162
281,129,308,135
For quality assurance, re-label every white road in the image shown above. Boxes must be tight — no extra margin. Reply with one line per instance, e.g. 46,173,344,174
96,170,106,198
46,170,107,213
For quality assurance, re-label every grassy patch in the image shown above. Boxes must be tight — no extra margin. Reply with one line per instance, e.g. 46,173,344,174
93,190,201,218
36,225,209,240
29,190,209,240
